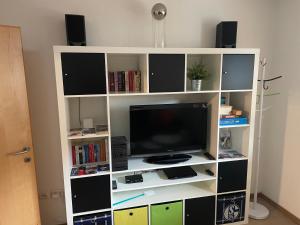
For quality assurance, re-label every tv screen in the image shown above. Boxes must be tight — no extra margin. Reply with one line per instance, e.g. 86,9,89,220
130,103,208,156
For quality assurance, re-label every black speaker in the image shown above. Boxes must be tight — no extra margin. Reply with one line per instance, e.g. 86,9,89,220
216,21,238,48
65,14,86,46
111,136,128,172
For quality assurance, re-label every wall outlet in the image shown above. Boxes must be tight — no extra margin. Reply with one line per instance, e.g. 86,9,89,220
39,193,49,199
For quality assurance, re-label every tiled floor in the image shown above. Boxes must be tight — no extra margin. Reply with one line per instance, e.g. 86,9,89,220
248,199,297,225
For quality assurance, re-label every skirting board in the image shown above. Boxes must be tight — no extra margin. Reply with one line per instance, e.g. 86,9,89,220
251,193,300,225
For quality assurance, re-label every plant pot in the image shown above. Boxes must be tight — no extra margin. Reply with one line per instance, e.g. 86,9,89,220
191,79,202,91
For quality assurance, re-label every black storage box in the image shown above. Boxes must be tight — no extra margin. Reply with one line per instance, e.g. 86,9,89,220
74,211,111,225
217,192,246,224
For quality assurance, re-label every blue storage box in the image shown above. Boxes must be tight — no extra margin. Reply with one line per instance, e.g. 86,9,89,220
220,117,248,126
74,212,111,225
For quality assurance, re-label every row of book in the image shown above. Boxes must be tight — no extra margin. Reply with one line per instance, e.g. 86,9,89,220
108,71,141,92
72,139,108,165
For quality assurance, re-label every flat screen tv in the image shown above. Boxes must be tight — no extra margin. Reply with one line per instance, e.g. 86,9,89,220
130,103,208,157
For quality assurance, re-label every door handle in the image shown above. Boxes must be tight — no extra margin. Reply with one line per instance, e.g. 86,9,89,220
7,146,31,156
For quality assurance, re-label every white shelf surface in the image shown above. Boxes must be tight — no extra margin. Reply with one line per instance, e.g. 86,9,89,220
219,124,250,129
70,171,110,179
112,182,215,210
67,131,109,140
112,167,215,193
109,90,219,97
73,208,111,217
112,152,216,175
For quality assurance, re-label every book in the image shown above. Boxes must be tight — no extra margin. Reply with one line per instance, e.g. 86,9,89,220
78,145,83,164
88,144,95,163
109,72,115,92
75,145,80,165
114,71,118,92
94,144,100,162
220,117,248,126
100,140,107,161
83,144,89,163
134,71,141,92
72,145,76,165
125,71,129,92
129,70,134,91
219,149,245,159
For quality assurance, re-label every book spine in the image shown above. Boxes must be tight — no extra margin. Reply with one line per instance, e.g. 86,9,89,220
118,72,123,91
72,145,76,165
129,70,133,92
89,144,95,163
94,144,100,162
109,72,115,92
125,71,129,92
100,140,106,161
83,144,89,163
114,71,118,92
121,71,126,91
135,71,141,92
78,145,83,164
75,145,80,165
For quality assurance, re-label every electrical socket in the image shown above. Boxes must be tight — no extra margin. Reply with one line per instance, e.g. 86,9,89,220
39,193,49,200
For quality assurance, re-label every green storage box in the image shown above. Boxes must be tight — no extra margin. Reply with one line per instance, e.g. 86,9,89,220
151,201,183,225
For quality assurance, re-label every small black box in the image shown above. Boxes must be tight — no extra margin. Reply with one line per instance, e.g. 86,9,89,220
217,192,246,224
216,21,238,48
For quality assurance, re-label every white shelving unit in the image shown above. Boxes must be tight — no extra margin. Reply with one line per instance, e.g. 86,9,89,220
53,46,259,225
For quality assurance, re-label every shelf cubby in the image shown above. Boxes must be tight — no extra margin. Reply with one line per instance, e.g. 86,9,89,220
112,180,216,210
186,54,221,92
109,92,219,158
65,96,109,139
107,53,148,94
218,126,250,159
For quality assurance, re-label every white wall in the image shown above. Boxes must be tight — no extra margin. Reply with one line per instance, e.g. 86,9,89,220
0,0,276,224
260,0,300,218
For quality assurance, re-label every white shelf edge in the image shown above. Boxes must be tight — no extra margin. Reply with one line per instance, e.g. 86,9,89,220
112,160,216,175
219,124,250,129
217,189,247,195
70,171,110,180
68,132,109,140
108,90,219,97
73,208,112,217
65,94,107,98
221,89,253,93
112,176,216,193
218,157,248,163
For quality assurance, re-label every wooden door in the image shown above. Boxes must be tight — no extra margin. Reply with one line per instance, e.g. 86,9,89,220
0,25,41,225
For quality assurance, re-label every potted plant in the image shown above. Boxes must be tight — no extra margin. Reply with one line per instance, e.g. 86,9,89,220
187,62,209,91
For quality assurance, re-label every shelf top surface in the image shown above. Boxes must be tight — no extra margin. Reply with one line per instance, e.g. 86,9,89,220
112,167,215,193
54,46,260,55
112,152,216,175
112,182,215,210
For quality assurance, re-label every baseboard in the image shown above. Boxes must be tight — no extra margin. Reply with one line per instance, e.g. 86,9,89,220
251,193,300,225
